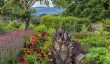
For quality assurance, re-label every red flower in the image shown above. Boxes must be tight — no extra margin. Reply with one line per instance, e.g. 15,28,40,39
30,36,38,42
19,56,25,63
41,32,46,36
34,37,38,41
31,36,36,39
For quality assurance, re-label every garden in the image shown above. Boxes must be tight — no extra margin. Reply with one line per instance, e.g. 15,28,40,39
0,0,110,64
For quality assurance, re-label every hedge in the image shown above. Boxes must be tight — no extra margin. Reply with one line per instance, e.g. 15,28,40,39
40,15,90,32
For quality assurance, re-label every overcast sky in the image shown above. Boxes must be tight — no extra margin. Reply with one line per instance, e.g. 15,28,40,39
31,0,54,7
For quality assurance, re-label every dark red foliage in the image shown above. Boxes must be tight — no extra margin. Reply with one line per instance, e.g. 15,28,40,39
72,40,86,56
51,28,86,64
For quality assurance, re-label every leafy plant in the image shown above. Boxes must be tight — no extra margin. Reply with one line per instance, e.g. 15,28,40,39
81,24,88,32
8,20,21,28
85,47,110,64
103,18,110,31
51,28,86,64
18,31,48,64
73,33,110,47
29,24,36,30
0,21,6,34
34,24,56,35
19,23,24,30
34,25,48,32
5,23,16,32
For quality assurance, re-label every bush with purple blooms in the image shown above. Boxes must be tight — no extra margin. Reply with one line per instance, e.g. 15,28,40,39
0,30,36,64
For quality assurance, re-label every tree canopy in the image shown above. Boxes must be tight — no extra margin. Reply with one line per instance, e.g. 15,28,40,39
62,0,110,22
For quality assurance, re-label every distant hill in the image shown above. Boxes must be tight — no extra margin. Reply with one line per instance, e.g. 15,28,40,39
31,7,64,16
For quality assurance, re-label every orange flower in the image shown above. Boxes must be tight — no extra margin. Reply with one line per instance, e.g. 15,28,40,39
30,36,38,42
31,36,36,39
33,51,38,54
34,37,38,41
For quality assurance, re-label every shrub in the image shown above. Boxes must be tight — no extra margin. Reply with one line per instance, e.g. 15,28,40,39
18,31,48,64
28,24,36,30
0,21,5,34
73,34,110,47
0,30,35,64
103,18,110,31
8,20,21,28
81,24,88,32
47,28,56,34
85,47,110,64
5,23,16,32
41,15,90,32
34,25,48,32
19,23,24,30
34,25,56,35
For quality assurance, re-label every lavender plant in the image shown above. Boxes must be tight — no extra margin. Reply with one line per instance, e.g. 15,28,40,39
0,30,35,64
51,28,86,64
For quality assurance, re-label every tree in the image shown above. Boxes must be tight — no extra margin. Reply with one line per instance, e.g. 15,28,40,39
0,0,49,30
62,0,110,22
0,0,73,30
52,0,75,7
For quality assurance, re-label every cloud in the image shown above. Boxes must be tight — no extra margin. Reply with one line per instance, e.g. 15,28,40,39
31,0,54,7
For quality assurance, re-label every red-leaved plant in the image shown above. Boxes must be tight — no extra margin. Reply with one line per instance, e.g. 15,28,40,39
51,28,86,64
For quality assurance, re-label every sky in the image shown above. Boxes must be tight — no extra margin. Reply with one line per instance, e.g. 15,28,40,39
31,0,54,7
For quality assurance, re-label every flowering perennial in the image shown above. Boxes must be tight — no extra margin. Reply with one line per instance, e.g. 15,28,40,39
19,31,47,64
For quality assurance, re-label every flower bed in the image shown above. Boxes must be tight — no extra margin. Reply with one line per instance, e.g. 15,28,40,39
18,31,50,64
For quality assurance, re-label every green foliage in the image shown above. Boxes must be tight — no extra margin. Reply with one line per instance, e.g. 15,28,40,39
41,15,90,32
85,47,110,64
25,55,36,64
73,33,110,47
97,23,104,32
81,24,88,32
34,25,48,32
63,0,110,22
19,23,24,30
103,18,110,31
29,24,36,30
47,28,56,34
0,21,6,34
5,22,16,32
34,24,56,34
8,20,21,28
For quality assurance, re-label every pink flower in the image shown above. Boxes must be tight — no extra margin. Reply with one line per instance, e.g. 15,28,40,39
19,56,25,63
